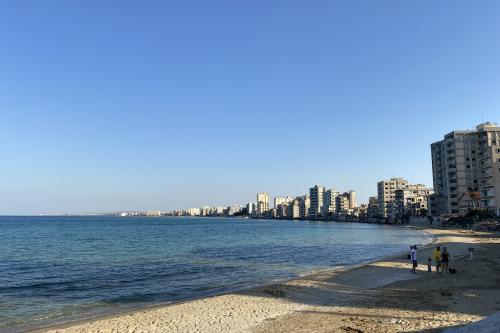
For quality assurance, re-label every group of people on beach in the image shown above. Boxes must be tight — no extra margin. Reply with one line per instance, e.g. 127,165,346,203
410,245,451,274
432,246,451,273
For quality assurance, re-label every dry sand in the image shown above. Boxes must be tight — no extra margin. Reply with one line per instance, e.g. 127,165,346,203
35,227,500,333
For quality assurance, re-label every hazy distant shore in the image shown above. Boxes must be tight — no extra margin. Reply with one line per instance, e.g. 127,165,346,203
23,224,500,333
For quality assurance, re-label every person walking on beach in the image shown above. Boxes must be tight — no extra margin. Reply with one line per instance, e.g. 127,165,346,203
441,247,450,273
433,246,442,272
410,245,418,273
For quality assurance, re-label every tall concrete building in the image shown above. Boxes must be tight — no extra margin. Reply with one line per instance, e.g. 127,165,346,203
256,192,270,215
377,178,409,217
335,191,357,213
336,194,350,213
288,198,301,219
431,122,500,215
299,195,310,219
323,189,339,215
246,202,257,216
348,190,356,209
308,185,325,218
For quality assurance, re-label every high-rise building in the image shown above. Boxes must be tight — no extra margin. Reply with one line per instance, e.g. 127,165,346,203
377,178,409,217
431,122,500,215
299,195,310,219
308,185,325,218
246,202,257,216
323,189,339,215
336,194,350,213
348,190,356,209
256,192,270,215
288,198,301,219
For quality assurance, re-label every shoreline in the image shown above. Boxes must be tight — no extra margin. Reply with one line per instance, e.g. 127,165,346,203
17,225,436,333
30,225,500,332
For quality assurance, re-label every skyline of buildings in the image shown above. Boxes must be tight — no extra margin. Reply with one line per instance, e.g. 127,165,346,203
117,122,500,220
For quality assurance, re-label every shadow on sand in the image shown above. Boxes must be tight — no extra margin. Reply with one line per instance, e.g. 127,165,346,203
236,232,500,332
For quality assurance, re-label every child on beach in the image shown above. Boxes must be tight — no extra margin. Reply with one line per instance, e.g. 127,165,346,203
427,258,432,273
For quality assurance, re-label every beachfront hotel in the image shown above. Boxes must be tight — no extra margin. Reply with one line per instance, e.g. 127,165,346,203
431,122,500,216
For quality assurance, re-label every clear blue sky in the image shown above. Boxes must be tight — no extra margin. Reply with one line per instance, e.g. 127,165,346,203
1,1,499,215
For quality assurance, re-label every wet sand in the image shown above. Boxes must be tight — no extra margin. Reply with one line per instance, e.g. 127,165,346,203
35,227,500,333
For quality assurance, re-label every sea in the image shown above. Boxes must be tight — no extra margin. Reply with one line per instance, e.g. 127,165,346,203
0,216,432,332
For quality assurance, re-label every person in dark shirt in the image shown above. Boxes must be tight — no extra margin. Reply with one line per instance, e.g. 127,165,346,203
441,247,450,273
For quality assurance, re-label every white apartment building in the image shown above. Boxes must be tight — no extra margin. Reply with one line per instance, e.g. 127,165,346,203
288,198,301,219
274,196,294,208
308,185,325,218
256,192,270,215
187,207,201,216
323,189,339,215
348,190,356,209
431,122,500,215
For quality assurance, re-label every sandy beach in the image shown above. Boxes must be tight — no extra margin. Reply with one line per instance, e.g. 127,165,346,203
33,226,500,333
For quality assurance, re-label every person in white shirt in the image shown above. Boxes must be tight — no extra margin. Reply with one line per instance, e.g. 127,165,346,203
410,245,418,273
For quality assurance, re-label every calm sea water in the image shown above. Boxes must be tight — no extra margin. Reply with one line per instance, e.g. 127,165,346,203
0,216,431,332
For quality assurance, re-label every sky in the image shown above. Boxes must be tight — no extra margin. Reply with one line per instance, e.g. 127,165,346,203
1,1,499,215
